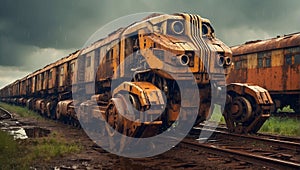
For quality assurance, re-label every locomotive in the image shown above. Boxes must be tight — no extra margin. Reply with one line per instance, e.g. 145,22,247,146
228,32,300,112
0,13,273,142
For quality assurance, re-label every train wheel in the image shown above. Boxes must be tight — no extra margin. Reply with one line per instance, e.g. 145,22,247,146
105,93,141,153
105,99,126,153
224,96,254,133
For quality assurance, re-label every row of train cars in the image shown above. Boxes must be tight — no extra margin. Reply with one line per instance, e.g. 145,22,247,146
0,32,299,121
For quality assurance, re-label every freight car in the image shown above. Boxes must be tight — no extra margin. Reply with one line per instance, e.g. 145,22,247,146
0,13,273,144
228,32,300,112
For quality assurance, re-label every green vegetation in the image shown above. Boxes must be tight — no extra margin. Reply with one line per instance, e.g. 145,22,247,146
0,131,82,169
0,131,19,169
208,104,225,124
259,117,300,136
277,105,295,113
0,102,41,119
0,102,82,169
208,105,299,136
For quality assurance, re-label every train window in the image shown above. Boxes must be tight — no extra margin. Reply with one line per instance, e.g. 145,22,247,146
285,55,292,65
265,57,271,67
202,22,214,37
284,47,300,65
86,56,91,67
258,51,271,68
106,49,113,62
235,61,241,69
49,71,52,80
202,24,208,35
241,59,247,68
258,57,263,68
295,54,300,64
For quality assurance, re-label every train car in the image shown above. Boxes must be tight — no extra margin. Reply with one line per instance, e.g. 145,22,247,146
227,32,300,112
0,13,274,142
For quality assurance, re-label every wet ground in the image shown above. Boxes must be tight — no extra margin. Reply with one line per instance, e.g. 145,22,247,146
0,112,268,169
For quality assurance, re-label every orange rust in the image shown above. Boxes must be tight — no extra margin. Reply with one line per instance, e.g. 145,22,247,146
228,33,300,112
232,32,300,56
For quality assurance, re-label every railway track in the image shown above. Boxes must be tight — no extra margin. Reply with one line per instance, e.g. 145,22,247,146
196,122,300,143
1,103,299,169
184,124,300,169
191,126,300,150
0,106,12,120
180,139,300,169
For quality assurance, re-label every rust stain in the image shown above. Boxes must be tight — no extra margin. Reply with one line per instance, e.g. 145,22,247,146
232,32,300,56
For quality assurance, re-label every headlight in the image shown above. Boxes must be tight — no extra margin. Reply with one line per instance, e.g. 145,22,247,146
170,21,184,35
179,54,190,66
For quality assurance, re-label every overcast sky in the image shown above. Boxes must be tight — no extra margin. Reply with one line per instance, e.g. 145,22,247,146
0,0,299,88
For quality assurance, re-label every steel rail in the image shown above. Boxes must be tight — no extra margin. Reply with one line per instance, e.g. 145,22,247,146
181,139,300,170
0,106,12,119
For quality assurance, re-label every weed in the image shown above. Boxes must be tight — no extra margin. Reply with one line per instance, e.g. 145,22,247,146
277,105,295,113
0,102,41,119
0,102,82,168
259,117,300,136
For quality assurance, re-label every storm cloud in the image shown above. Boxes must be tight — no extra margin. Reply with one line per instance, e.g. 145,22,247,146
0,0,300,88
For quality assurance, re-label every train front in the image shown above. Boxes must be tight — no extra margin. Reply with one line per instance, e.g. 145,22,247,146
126,13,232,127
123,13,273,134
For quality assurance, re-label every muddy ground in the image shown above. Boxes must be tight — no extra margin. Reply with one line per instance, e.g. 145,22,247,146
1,112,268,170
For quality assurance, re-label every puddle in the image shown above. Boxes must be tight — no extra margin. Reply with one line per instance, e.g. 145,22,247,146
1,120,51,139
1,126,51,139
25,127,51,138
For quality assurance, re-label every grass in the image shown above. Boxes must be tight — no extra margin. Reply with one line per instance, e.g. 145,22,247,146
0,131,19,169
0,102,41,119
208,104,225,124
208,105,299,137
0,131,82,169
0,102,82,169
277,105,295,113
259,117,300,137
23,133,82,164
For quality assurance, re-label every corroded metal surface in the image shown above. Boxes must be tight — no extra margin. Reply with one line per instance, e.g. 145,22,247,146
228,33,300,111
232,32,300,56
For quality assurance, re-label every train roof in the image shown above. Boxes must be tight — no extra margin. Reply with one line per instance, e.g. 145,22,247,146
231,32,300,56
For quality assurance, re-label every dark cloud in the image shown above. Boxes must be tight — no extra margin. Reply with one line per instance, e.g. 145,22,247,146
0,0,299,88
1,0,299,50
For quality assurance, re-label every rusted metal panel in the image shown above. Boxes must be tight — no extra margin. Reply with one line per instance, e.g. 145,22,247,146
42,71,48,91
12,80,20,97
19,77,27,96
271,50,284,67
48,68,56,90
36,73,43,92
69,59,77,85
84,50,95,82
58,63,68,87
229,33,300,94
232,32,300,56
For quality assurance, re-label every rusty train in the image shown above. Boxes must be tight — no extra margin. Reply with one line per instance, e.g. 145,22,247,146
227,32,300,112
0,13,273,139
